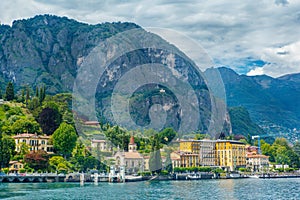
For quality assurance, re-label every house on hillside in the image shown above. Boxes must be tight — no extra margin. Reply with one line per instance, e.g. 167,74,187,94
13,133,53,154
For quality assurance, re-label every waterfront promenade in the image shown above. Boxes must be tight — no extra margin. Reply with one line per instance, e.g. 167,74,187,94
0,173,66,183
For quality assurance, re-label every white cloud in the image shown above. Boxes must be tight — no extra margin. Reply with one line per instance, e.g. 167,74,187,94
0,0,300,77
247,67,265,76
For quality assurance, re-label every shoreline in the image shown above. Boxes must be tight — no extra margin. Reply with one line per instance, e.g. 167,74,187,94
1,172,300,183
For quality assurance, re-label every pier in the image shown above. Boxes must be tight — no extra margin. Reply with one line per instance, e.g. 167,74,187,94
0,173,66,183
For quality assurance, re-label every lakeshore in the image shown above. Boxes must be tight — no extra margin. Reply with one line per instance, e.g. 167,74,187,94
1,172,300,183
1,178,300,200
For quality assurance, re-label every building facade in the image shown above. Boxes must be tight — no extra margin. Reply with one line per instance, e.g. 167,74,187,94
246,154,269,172
91,139,112,152
9,161,24,173
199,140,216,166
178,139,217,167
179,140,201,153
215,140,246,171
114,136,144,174
246,145,269,172
13,133,53,153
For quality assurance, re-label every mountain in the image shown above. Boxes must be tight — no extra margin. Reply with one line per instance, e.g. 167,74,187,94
0,15,140,93
218,67,300,141
1,15,298,140
228,106,266,136
0,15,215,136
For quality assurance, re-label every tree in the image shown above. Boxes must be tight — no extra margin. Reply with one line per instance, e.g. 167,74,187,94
49,156,70,173
52,122,77,158
159,127,177,145
104,126,130,151
5,82,14,101
82,156,100,171
194,133,210,140
38,106,62,135
0,134,16,169
25,86,30,106
293,141,300,157
19,89,25,103
35,86,39,97
275,146,290,165
28,97,39,110
11,119,41,134
19,142,30,157
24,150,49,170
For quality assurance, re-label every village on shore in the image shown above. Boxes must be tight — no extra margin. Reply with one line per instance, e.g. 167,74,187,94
1,83,300,183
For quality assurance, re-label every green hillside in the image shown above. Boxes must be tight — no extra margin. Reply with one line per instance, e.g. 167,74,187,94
228,106,265,137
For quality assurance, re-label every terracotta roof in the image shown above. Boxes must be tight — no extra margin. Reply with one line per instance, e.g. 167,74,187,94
84,121,100,125
9,161,23,164
129,136,135,144
13,133,50,139
91,139,106,143
124,151,143,159
247,154,269,158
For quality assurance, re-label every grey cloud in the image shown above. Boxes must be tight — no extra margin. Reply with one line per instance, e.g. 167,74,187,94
275,0,289,6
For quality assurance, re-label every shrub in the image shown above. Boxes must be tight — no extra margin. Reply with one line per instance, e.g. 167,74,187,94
19,168,26,173
3,168,9,174
213,168,225,174
239,168,246,172
160,170,169,175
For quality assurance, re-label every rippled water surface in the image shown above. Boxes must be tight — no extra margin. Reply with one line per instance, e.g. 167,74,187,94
1,178,300,200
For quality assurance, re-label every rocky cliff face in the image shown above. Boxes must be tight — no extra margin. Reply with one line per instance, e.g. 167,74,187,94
1,15,222,136
0,15,140,93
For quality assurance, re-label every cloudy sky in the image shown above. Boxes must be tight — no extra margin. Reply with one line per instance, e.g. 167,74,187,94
1,0,300,77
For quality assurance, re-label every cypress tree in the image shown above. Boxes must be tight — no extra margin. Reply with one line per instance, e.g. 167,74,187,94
26,86,30,106
42,85,46,101
39,87,43,104
35,86,39,97
21,89,25,103
5,82,14,101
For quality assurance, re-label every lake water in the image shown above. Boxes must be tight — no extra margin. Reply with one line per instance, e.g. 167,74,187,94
1,178,300,200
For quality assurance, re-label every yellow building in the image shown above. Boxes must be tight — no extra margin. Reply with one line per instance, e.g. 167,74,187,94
179,140,201,153
215,140,246,171
13,133,53,154
9,161,24,173
180,152,200,168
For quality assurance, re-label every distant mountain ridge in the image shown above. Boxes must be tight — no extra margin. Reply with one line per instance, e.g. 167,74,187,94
217,67,300,141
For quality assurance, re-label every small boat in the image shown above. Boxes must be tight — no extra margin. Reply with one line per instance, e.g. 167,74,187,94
187,174,201,180
248,175,260,178
125,175,143,182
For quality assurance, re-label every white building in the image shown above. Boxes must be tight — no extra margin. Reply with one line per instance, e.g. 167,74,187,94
114,136,144,174
246,154,269,172
13,133,53,153
91,139,112,152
